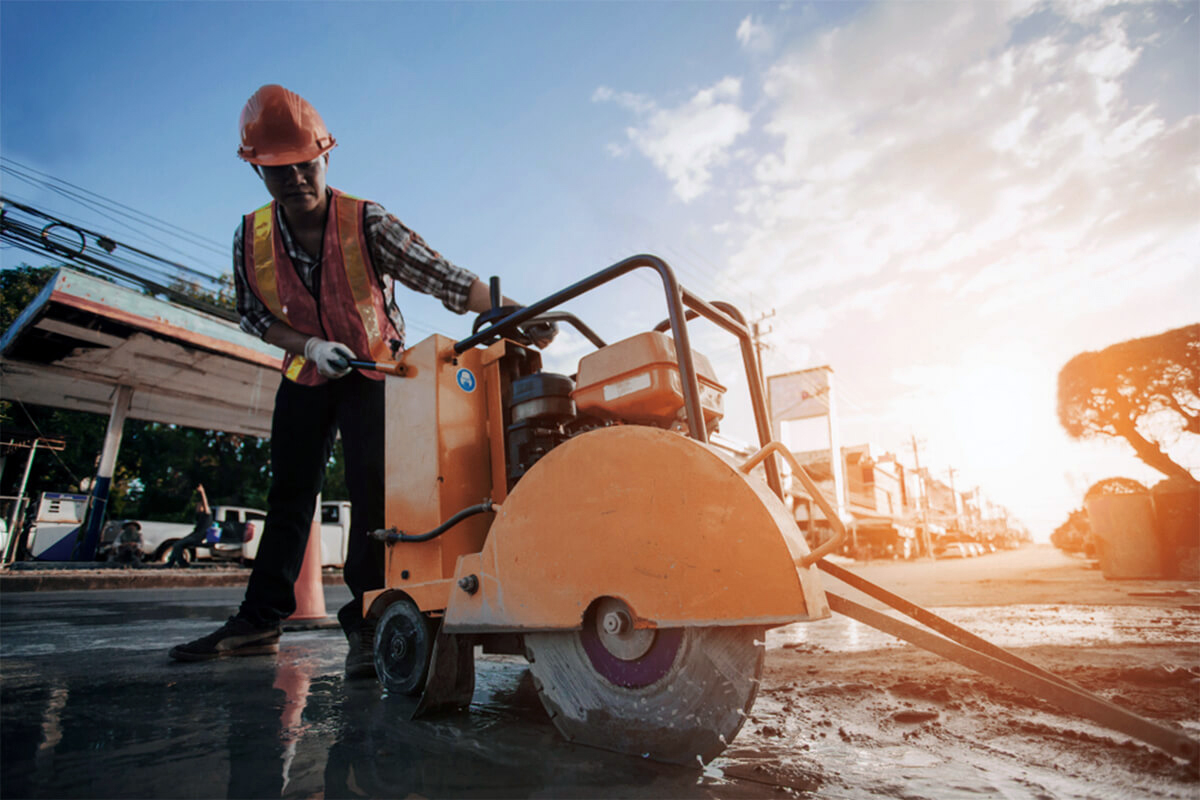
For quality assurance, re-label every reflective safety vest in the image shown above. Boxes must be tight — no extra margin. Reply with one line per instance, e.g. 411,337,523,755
242,188,399,385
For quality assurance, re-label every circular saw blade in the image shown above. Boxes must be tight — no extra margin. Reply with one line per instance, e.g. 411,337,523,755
524,624,765,765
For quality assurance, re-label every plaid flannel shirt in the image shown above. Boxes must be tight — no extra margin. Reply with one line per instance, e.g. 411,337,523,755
232,194,478,348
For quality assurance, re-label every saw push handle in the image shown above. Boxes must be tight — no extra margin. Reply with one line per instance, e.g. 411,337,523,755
345,359,413,377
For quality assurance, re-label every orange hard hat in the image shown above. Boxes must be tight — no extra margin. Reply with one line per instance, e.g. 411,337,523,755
237,84,337,166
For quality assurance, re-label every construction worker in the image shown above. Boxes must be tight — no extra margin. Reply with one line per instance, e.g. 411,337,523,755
169,84,554,677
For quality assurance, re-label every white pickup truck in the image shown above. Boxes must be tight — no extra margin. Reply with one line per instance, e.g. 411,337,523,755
223,500,351,568
103,505,266,565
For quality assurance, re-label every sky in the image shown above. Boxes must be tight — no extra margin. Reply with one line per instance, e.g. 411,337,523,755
2,1,1197,540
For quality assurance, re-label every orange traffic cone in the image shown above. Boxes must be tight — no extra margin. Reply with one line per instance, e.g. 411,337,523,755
289,508,327,621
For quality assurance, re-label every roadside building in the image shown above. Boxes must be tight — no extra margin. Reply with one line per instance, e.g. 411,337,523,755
788,443,921,560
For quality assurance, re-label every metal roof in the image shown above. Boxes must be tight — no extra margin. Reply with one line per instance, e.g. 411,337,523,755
0,268,281,437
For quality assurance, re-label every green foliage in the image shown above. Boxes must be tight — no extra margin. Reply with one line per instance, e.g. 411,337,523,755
2,408,349,523
0,264,57,331
1050,507,1093,556
1058,324,1200,485
324,437,347,502
165,272,237,313
112,422,273,520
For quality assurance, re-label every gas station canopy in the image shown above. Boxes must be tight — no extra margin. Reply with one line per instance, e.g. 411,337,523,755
0,268,281,437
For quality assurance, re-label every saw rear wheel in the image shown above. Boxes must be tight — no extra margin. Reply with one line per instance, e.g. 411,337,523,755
524,600,765,765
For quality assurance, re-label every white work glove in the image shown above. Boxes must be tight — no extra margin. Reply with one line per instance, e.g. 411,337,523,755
303,337,355,379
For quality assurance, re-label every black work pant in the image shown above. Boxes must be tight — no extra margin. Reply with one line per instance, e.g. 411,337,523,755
238,372,386,635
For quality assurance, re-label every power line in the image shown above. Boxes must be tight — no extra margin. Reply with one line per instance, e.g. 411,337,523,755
1,197,237,320
0,157,227,257
4,177,226,268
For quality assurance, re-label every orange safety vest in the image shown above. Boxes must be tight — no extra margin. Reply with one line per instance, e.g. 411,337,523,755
242,188,399,385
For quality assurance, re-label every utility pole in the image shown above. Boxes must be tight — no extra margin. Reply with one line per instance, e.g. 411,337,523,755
750,310,775,413
910,433,933,559
946,466,960,534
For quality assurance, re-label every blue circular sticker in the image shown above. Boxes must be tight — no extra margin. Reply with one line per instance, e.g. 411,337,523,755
456,368,477,393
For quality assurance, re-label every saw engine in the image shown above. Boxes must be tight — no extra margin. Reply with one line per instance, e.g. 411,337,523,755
505,330,726,487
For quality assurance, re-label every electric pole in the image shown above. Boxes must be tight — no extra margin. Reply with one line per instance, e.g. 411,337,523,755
910,433,933,559
946,466,960,535
750,309,775,415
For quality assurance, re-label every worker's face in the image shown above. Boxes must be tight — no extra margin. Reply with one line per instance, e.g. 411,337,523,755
259,155,328,217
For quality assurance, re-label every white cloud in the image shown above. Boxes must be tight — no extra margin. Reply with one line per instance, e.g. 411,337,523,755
736,15,773,52
721,1,1198,318
593,77,751,202
591,86,655,114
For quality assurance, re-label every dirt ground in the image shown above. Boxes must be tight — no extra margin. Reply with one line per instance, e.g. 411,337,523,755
710,545,1200,799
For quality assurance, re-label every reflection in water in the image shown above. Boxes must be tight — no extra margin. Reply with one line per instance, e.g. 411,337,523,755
273,658,313,795
226,647,337,799
321,661,688,799
39,685,68,764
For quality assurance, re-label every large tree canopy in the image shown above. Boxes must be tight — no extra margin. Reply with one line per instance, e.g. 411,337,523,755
1058,324,1199,485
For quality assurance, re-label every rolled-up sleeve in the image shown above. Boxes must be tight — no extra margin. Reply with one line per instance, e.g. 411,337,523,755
364,203,478,314
231,223,278,339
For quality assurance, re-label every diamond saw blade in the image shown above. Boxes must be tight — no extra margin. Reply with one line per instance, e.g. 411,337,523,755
525,618,765,765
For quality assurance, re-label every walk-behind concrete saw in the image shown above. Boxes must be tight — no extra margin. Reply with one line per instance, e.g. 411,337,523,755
355,256,1198,768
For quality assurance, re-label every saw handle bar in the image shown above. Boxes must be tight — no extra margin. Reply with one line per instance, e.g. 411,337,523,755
470,276,609,350
739,441,848,567
452,255,782,496
651,300,746,336
370,499,498,544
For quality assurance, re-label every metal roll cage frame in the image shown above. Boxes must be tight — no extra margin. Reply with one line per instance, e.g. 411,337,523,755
453,254,783,498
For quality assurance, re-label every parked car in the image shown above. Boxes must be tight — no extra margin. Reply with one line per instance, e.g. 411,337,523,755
233,500,351,568
935,542,973,559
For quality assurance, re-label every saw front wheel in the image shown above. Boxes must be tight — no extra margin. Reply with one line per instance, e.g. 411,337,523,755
374,598,434,696
524,599,765,764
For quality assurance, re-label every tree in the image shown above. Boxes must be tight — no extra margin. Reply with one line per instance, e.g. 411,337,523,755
1058,324,1200,486
1050,507,1093,556
0,264,57,331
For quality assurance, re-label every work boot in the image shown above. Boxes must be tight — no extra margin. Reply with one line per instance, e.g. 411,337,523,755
344,622,377,680
168,616,281,662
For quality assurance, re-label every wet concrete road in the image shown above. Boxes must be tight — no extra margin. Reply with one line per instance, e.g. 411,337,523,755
2,572,1196,799
1,586,746,799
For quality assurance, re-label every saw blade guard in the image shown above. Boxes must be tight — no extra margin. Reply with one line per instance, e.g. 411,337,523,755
444,424,829,633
